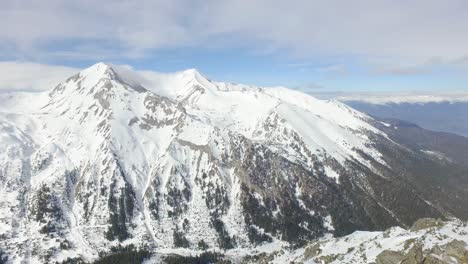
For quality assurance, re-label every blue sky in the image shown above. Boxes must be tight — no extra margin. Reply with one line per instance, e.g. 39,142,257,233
16,46,468,94
2,0,468,93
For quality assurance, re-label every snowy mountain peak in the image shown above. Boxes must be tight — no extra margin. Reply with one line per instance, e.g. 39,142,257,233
81,62,113,76
179,68,215,92
50,62,147,97
180,68,211,84
78,62,131,87
80,62,136,80
181,68,202,77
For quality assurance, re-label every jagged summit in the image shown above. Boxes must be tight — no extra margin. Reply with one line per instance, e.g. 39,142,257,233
79,62,136,81
75,62,124,86
47,63,148,109
51,63,218,101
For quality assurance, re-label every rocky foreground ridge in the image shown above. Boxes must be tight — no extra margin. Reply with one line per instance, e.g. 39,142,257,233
142,218,467,264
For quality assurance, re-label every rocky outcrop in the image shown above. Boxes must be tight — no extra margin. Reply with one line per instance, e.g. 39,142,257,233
376,250,405,264
252,219,468,264
376,240,468,264
410,218,444,232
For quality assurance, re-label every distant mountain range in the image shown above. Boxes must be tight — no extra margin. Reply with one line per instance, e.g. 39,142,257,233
0,63,467,263
339,94,468,138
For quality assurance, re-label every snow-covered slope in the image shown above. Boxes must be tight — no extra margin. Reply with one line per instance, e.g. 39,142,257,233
140,218,468,263
0,63,466,263
234,218,468,264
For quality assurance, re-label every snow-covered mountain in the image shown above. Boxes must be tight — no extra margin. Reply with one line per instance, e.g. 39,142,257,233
0,63,467,263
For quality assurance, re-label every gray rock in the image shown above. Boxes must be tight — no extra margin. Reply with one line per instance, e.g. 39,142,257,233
376,250,405,264
410,218,444,232
401,243,424,264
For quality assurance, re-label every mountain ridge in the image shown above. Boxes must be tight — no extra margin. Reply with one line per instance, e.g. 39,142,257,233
344,100,468,138
0,62,467,263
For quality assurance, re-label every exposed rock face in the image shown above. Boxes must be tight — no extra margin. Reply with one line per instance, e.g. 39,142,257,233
376,250,405,264
0,63,467,263
410,218,444,232
244,219,468,264
376,239,468,264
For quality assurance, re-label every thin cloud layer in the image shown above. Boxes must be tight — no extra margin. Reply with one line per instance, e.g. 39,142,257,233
336,91,468,104
0,61,78,92
0,62,167,93
2,0,468,64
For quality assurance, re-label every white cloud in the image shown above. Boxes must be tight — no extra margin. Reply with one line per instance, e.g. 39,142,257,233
316,64,348,78
337,91,468,104
0,61,204,94
0,61,78,92
2,0,468,65
0,61,195,94
293,82,326,93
